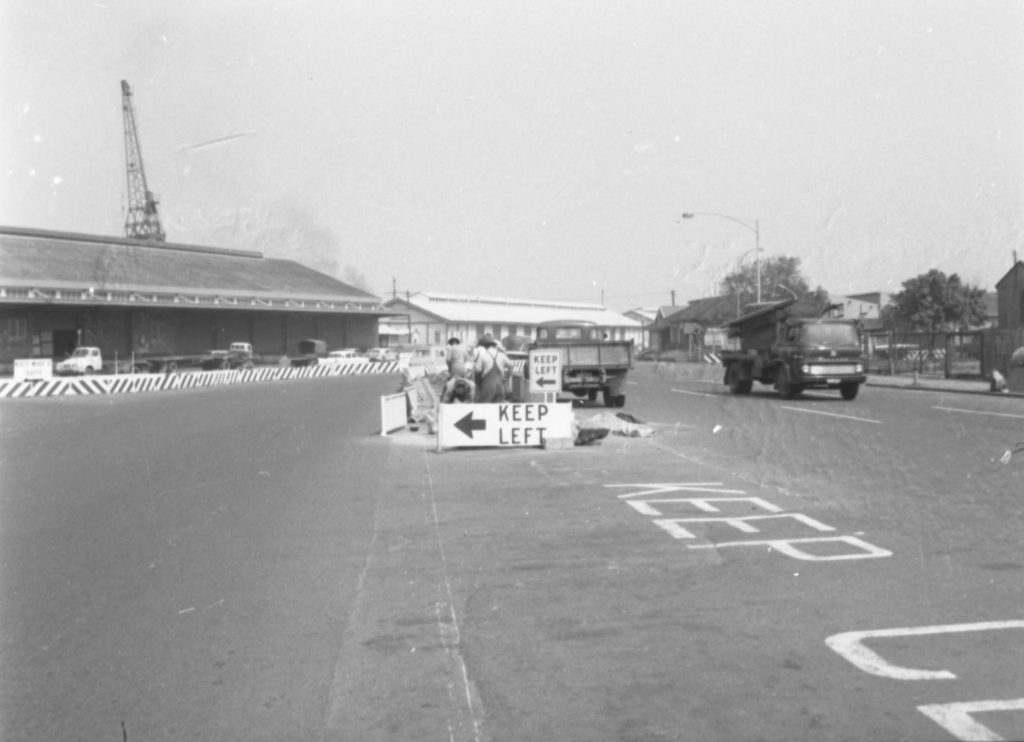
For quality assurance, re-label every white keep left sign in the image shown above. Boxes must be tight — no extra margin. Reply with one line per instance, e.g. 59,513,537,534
437,402,573,449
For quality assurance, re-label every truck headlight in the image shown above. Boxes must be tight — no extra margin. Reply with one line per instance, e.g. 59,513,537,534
856,363,863,374
801,364,810,374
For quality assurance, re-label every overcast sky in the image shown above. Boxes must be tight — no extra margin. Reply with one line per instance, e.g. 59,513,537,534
3,0,1022,308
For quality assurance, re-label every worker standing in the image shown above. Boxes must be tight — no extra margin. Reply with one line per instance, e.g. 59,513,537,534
473,333,511,403
445,336,469,377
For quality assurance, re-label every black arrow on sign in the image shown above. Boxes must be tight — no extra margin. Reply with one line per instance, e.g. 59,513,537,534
454,411,487,438
536,377,557,387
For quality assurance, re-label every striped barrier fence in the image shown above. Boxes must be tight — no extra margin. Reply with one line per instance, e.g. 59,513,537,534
0,360,403,399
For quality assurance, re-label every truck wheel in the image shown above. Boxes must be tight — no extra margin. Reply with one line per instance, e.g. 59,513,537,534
587,390,598,402
603,387,616,407
727,365,752,395
840,382,860,400
776,366,800,399
615,395,626,408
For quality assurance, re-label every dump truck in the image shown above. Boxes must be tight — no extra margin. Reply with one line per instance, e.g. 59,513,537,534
526,320,633,407
290,339,328,367
721,299,866,400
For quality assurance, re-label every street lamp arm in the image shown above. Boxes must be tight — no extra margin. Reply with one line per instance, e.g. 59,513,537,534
681,212,758,235
681,211,763,303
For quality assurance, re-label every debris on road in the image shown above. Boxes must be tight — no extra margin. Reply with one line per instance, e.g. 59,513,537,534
576,411,655,439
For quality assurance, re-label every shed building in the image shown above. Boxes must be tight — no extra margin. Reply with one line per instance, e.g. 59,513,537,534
383,291,642,349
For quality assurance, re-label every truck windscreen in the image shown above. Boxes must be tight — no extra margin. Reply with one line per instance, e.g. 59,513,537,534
802,324,859,347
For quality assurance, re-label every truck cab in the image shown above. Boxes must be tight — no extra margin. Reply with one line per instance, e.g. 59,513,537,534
774,318,866,398
54,346,103,376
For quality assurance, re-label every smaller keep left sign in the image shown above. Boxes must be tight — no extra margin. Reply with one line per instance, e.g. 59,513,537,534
437,402,573,449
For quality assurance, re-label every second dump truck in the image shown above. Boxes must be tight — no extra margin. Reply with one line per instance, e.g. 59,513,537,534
721,299,866,400
526,320,633,407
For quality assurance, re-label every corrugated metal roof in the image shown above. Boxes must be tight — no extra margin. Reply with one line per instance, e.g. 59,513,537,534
0,226,386,310
390,291,642,327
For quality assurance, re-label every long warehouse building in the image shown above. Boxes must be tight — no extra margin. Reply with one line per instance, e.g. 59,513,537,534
0,226,395,371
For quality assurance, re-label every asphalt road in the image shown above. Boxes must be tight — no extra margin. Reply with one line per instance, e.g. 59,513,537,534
1,367,1022,741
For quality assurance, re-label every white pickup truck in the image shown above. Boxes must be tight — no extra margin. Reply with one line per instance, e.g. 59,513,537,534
55,346,103,375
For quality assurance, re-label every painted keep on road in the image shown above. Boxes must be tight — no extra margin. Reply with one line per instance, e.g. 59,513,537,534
438,402,573,448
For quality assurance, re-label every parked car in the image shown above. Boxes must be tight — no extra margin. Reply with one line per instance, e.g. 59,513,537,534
327,348,364,360
366,347,397,363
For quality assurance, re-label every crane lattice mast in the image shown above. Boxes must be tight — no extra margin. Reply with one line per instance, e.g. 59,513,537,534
121,79,165,241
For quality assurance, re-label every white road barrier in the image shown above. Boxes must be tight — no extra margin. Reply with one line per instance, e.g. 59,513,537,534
0,361,402,399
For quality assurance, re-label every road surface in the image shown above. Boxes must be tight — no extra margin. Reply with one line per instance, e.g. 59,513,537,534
1,366,1021,741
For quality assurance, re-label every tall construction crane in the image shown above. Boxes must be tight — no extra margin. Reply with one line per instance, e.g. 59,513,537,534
121,79,165,241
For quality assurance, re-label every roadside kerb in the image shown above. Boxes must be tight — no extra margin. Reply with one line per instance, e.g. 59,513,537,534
643,360,1011,398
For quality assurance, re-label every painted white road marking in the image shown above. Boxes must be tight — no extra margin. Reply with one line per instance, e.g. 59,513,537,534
607,483,746,498
933,406,1024,421
780,406,882,424
670,388,719,398
687,535,892,561
625,496,783,517
917,698,1024,742
610,483,890,562
826,620,1024,680
652,512,835,540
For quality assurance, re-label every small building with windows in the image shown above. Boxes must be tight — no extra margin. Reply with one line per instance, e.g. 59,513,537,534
382,291,642,349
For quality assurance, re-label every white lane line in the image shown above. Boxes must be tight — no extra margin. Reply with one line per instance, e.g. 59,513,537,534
780,406,881,424
671,388,719,398
933,405,1024,420
918,698,1024,742
826,620,1024,680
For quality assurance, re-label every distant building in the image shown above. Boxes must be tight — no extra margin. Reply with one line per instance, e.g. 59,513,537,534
623,307,658,349
382,292,642,348
649,296,736,352
832,292,890,330
996,262,1024,331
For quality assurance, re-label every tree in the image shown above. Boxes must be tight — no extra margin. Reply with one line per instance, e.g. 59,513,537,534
719,255,827,311
881,269,985,332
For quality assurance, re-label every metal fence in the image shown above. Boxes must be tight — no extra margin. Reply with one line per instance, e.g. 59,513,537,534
865,329,1024,380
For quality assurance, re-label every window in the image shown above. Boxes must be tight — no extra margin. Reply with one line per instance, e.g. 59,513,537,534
8,318,27,340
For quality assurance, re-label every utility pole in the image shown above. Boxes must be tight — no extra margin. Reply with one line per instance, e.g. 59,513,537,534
406,290,412,343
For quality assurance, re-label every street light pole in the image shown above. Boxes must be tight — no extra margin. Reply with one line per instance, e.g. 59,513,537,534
681,212,762,303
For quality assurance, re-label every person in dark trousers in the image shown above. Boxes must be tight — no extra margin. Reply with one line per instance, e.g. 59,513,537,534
473,333,512,403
